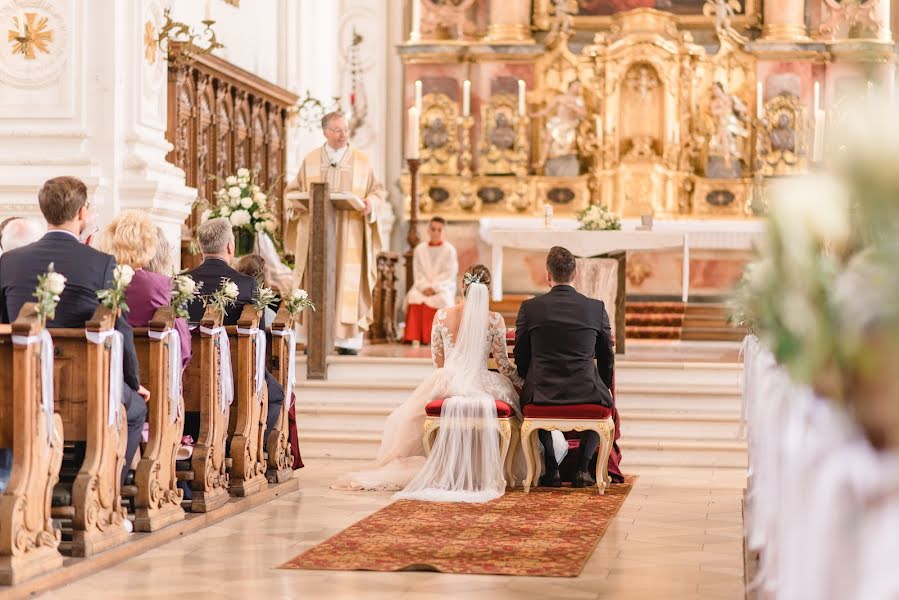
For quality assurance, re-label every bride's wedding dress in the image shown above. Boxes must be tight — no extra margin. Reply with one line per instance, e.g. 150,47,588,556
332,281,524,502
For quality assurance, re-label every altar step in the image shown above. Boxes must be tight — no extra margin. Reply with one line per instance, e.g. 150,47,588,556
293,358,745,468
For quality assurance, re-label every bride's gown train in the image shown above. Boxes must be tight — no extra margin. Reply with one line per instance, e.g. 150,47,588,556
333,282,528,502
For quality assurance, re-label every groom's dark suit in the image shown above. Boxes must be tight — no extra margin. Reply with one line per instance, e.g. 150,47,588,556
514,284,615,478
0,231,147,485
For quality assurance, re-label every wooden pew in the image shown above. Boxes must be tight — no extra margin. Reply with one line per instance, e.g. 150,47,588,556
266,307,295,483
49,305,128,557
0,305,64,584
226,305,267,497
132,307,185,532
182,307,229,513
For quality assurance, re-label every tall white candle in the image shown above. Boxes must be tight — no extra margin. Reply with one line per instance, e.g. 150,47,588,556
518,80,526,116
462,80,471,117
407,107,420,160
411,0,421,39
813,81,820,114
414,80,422,113
204,0,212,21
756,81,763,119
813,109,826,163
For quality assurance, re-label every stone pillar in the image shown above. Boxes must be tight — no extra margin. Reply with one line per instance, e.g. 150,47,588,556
762,0,808,41
485,0,533,43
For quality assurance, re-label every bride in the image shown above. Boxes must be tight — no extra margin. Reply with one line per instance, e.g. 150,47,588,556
333,264,527,502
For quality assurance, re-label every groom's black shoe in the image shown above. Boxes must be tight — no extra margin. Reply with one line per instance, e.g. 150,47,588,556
571,470,597,489
336,347,359,356
539,471,561,488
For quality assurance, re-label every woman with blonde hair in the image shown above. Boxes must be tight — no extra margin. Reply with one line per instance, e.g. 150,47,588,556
100,211,191,368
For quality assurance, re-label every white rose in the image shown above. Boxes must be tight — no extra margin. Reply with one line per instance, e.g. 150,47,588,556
228,196,242,208
292,289,307,301
220,206,232,217
228,187,241,199
252,211,260,220
115,264,135,286
223,281,239,299
225,176,238,186
251,185,261,193
253,192,266,204
45,272,66,295
239,182,247,189
237,168,250,178
240,197,254,209
200,209,212,223
229,209,251,227
177,277,196,295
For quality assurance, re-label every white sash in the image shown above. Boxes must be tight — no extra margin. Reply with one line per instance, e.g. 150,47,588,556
12,330,57,449
200,326,234,413
271,328,296,409
236,327,267,404
148,328,183,422
85,329,123,426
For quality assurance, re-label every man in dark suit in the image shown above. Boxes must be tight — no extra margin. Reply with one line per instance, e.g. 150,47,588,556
184,218,284,441
514,245,615,488
0,176,148,488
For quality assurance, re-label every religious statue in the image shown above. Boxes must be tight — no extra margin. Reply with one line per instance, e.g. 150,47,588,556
285,111,386,355
769,113,796,155
488,112,515,150
706,82,749,178
534,80,587,177
423,116,449,149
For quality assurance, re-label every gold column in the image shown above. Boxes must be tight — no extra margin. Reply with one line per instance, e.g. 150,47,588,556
762,0,809,41
485,0,533,43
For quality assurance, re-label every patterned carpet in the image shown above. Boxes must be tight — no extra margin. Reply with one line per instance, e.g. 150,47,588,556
281,476,635,577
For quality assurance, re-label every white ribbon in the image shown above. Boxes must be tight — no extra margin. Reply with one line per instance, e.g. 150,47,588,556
237,327,267,404
148,328,182,422
200,326,233,413
85,329,123,427
12,330,56,449
271,328,296,409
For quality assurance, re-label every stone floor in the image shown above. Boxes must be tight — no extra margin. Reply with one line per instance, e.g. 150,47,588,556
50,460,746,600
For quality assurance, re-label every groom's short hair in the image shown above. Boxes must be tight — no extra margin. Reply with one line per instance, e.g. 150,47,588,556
547,246,576,283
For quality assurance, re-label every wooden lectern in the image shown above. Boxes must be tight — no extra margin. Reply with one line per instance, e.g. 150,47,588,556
288,182,365,380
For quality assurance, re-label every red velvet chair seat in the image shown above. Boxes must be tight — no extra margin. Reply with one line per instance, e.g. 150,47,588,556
426,398,513,418
522,403,613,420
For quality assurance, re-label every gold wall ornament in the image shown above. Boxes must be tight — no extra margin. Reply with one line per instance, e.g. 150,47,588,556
8,12,53,60
420,93,460,176
757,93,808,177
479,94,521,175
156,8,224,66
818,0,887,42
144,20,157,65
532,2,761,32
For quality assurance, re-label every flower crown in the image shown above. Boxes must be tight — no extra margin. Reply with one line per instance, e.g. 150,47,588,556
464,271,485,286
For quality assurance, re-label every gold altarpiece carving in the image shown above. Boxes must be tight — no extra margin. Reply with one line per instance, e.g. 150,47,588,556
401,9,795,221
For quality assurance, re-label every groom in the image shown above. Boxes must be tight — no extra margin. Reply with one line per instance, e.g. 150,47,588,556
514,246,616,488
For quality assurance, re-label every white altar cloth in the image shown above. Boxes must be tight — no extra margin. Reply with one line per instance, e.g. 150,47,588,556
478,218,765,302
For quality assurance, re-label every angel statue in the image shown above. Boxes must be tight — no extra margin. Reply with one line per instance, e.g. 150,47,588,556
703,0,747,42
706,81,750,178
533,80,587,177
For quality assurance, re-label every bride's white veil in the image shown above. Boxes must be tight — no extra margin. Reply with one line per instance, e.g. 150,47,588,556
443,280,489,396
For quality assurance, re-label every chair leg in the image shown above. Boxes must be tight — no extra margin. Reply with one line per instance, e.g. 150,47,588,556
422,417,438,457
497,419,511,487
595,420,614,495
521,422,536,493
505,419,520,488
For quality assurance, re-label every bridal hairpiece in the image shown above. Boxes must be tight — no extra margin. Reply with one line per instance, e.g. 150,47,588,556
464,271,484,286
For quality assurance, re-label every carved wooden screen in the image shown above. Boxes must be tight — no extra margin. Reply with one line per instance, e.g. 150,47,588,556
166,45,298,268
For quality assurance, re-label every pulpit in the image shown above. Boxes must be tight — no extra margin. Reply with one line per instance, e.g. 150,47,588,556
287,182,365,380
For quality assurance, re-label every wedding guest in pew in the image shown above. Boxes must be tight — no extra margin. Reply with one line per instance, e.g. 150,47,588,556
235,254,280,328
100,211,191,369
0,216,45,256
184,218,285,443
0,177,149,490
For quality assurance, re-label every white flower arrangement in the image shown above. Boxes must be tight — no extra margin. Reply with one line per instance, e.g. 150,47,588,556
577,203,621,231
282,288,315,316
204,277,240,315
196,169,278,236
97,264,134,314
33,263,66,323
170,273,202,320
252,286,280,312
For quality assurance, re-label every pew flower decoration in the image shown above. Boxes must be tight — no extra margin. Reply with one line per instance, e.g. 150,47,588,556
170,273,202,320
96,264,134,314
204,277,239,315
252,286,280,312
33,263,66,323
577,203,621,231
203,168,278,235
282,288,315,316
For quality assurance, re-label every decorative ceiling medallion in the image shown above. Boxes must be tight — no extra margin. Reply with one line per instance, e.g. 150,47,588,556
7,11,52,59
0,0,70,88
144,20,157,65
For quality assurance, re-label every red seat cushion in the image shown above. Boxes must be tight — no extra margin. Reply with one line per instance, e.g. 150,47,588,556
425,398,513,418
522,403,613,419
505,329,515,341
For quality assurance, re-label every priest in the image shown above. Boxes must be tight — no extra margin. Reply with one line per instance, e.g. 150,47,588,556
403,216,457,345
286,111,385,355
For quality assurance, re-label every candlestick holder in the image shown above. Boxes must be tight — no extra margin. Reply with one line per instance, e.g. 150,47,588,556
511,113,531,212
458,114,476,210
405,158,422,292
